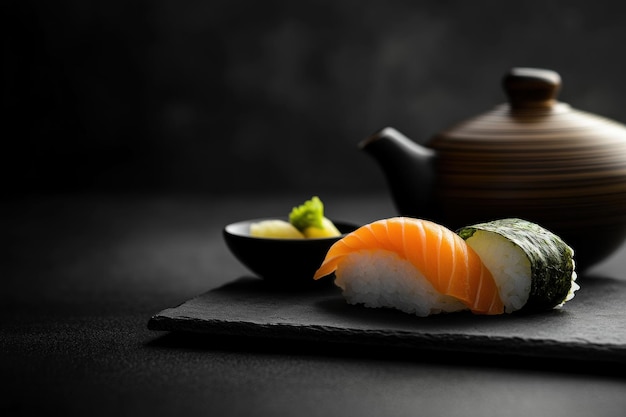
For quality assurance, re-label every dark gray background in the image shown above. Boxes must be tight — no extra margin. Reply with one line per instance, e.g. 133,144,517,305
4,0,626,196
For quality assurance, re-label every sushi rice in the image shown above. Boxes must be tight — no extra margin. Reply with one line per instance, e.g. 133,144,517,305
336,249,467,317
463,230,532,313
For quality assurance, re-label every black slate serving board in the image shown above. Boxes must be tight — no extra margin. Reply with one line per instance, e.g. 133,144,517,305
148,277,626,363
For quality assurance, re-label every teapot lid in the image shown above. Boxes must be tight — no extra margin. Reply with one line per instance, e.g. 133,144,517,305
432,67,626,147
502,67,562,109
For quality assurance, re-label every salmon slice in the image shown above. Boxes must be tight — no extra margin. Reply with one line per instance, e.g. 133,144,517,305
314,217,504,315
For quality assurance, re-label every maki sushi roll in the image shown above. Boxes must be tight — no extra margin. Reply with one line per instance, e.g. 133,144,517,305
457,218,578,313
314,217,578,316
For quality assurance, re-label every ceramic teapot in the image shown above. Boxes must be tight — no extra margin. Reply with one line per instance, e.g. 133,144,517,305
360,67,626,271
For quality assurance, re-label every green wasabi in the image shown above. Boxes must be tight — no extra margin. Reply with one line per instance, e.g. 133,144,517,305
289,196,341,238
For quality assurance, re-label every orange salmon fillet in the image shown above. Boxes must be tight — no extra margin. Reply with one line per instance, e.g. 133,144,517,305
313,217,504,315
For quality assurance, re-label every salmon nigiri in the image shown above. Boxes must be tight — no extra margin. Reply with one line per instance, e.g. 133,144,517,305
314,217,505,316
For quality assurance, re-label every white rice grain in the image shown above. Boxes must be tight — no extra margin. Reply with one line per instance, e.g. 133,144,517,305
465,231,531,313
334,250,467,317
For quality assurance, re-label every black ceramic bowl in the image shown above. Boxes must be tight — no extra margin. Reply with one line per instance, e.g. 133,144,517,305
223,218,358,287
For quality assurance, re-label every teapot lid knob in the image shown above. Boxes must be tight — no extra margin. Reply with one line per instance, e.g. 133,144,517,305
503,67,561,109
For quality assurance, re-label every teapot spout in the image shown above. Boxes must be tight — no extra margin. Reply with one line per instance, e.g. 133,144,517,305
359,127,438,220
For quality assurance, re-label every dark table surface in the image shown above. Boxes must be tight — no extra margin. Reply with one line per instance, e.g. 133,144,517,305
3,193,626,417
